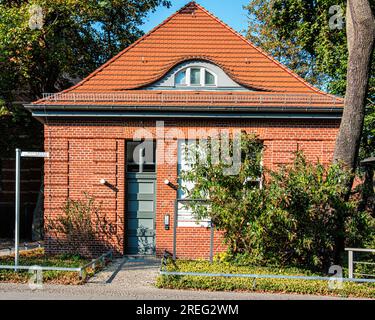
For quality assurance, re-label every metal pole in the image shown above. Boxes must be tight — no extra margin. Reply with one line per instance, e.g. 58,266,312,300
209,221,214,264
172,199,178,261
348,250,354,279
15,148,21,270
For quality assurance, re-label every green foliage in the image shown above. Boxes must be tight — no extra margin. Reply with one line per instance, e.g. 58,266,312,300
156,259,375,298
245,0,349,94
0,104,43,157
360,102,375,159
46,193,119,256
0,0,171,101
0,99,8,116
245,0,375,165
260,153,365,269
0,0,170,157
0,248,95,284
181,135,374,270
180,133,264,255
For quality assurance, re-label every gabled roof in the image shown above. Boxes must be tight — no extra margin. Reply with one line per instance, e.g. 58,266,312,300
51,1,333,95
30,1,344,116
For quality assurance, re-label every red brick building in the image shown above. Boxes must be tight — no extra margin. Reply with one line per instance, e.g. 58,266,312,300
25,2,343,258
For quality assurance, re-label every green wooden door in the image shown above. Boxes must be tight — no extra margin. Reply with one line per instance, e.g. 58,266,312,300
126,173,156,255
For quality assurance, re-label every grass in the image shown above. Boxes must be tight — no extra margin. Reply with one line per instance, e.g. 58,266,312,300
156,259,375,299
0,248,101,285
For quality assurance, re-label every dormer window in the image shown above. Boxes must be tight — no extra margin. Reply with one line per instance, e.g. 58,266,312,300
175,67,217,87
190,68,201,85
147,59,247,90
205,70,215,85
175,70,186,85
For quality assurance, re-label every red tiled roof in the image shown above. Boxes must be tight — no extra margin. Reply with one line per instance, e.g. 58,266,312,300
52,2,336,94
33,1,343,108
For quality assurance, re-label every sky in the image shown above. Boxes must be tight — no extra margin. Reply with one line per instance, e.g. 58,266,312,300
141,0,250,35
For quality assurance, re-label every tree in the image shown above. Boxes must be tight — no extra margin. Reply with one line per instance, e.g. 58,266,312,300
0,0,171,157
245,0,375,195
245,0,349,94
0,0,171,103
245,1,375,261
333,1,375,174
0,0,171,156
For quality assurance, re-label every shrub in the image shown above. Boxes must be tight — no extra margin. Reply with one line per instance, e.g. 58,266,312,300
0,248,95,285
180,133,265,257
181,133,375,271
257,152,360,269
46,193,119,256
156,259,375,299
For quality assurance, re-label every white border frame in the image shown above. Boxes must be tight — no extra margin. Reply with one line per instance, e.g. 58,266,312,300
175,67,217,87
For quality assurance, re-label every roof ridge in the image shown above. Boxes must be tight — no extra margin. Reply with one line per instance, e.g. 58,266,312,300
59,1,198,95
192,1,330,96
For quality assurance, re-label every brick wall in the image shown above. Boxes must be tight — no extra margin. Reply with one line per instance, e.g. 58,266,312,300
43,118,340,258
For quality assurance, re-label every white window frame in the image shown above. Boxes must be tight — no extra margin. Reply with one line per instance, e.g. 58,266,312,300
175,67,217,87
177,139,263,227
204,69,216,86
177,140,210,227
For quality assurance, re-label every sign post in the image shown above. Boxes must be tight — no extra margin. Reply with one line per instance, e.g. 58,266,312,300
14,149,49,270
14,149,21,270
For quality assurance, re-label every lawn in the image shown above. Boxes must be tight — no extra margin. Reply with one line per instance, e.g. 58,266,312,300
0,248,100,285
156,259,375,299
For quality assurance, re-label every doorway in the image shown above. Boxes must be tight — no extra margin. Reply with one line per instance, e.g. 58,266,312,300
125,140,156,255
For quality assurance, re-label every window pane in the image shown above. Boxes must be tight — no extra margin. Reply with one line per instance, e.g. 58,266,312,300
177,140,210,227
126,140,156,173
126,141,139,163
205,70,215,85
190,68,201,85
175,70,186,85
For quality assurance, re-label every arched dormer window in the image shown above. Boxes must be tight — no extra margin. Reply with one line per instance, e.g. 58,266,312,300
175,67,217,87
146,59,250,91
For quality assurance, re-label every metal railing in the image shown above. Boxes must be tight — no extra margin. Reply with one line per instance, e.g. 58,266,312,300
0,242,42,256
345,248,375,279
159,269,375,284
0,250,113,280
160,250,375,284
41,92,343,106
78,250,113,279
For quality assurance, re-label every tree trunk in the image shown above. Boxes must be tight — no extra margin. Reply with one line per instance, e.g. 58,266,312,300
333,0,374,265
333,1,375,172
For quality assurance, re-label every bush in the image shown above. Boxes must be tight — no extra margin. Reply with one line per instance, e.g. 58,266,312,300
181,133,375,271
46,193,119,256
156,259,375,298
180,133,265,259
256,152,365,270
0,248,95,285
